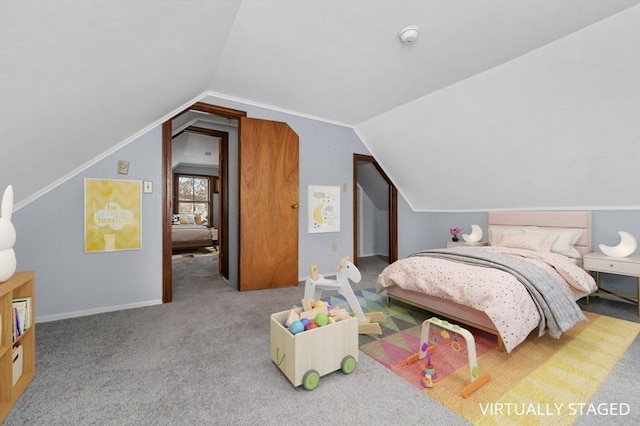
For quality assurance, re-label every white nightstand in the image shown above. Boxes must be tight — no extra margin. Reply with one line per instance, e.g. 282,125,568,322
446,241,488,248
582,252,640,316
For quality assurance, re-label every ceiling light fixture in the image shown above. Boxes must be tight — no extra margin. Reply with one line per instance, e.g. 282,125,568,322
398,25,420,44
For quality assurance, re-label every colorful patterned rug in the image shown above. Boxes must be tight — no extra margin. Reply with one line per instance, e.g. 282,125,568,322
326,288,640,425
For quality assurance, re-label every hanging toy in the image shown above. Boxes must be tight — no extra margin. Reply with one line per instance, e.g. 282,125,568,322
411,317,492,398
423,351,437,380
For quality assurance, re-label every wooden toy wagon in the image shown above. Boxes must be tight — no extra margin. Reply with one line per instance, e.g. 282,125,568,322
270,307,358,390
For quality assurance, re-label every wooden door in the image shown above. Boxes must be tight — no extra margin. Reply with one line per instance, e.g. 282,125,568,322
239,117,299,290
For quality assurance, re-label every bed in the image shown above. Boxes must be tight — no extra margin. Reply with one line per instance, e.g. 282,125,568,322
377,211,597,352
171,214,218,251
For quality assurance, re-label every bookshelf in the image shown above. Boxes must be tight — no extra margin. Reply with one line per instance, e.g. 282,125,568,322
0,271,35,423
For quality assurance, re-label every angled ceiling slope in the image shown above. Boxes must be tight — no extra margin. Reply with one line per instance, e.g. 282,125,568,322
0,0,242,206
1,1,638,209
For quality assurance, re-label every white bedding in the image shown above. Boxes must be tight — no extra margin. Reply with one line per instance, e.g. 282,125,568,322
171,224,217,243
376,246,596,352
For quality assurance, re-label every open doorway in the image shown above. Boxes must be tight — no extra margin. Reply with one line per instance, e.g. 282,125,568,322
162,102,300,301
352,153,398,266
162,102,246,303
171,126,223,256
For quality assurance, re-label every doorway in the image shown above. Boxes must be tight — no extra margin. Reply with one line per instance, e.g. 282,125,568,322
162,102,301,301
171,125,228,277
162,102,245,303
352,153,398,266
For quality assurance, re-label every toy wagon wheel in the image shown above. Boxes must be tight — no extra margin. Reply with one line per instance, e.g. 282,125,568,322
341,355,357,374
302,369,320,390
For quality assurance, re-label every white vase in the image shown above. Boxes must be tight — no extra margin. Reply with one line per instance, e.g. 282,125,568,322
0,185,17,281
0,248,16,282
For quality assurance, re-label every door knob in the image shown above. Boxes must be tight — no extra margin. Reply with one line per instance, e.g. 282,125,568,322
291,203,298,209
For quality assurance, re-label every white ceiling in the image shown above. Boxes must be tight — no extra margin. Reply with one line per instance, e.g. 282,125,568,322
1,0,639,208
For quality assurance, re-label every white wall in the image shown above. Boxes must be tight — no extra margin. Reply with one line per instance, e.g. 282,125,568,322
358,6,640,211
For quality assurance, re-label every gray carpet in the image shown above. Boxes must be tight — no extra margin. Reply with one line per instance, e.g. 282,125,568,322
4,255,639,425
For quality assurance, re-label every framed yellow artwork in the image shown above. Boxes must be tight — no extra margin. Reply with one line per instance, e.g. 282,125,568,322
84,178,142,253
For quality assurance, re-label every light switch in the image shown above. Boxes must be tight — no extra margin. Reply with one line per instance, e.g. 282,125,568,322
143,181,153,193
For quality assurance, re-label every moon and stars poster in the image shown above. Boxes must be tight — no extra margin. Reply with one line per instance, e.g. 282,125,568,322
308,185,340,233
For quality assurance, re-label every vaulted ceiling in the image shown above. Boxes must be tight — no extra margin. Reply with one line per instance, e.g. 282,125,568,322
1,1,639,209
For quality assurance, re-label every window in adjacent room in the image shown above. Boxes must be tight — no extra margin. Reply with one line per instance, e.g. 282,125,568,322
174,173,213,225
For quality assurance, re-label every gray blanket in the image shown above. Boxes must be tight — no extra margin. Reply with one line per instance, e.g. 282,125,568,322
412,248,587,339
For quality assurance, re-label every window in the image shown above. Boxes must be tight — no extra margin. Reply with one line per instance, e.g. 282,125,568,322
174,173,212,225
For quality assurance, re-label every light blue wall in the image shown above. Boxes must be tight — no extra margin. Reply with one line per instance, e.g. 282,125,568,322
11,95,378,321
13,127,164,321
10,92,639,321
358,187,388,257
360,189,376,257
398,205,640,298
198,94,372,284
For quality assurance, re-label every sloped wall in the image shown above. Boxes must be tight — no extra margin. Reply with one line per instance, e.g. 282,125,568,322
358,6,640,211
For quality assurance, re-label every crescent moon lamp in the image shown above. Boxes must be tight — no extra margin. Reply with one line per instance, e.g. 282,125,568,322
599,231,637,258
462,224,483,243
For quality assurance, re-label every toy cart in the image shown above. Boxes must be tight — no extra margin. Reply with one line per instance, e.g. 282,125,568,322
270,307,358,390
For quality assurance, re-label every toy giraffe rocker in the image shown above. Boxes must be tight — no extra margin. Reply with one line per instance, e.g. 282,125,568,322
304,256,384,334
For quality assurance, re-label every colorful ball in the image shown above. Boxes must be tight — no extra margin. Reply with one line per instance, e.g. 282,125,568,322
300,318,310,327
314,313,329,327
289,321,304,334
306,322,318,331
312,300,326,308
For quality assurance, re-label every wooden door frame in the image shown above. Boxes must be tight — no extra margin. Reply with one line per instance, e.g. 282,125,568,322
173,126,229,279
352,153,398,266
162,102,246,303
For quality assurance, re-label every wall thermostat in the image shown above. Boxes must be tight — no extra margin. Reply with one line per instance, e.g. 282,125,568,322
118,160,129,175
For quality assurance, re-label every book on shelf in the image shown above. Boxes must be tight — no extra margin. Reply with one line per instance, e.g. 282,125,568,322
12,297,32,341
12,307,20,341
13,297,32,330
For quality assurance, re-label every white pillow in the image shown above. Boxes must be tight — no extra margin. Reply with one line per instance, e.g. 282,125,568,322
177,214,196,225
487,226,525,246
524,227,583,259
495,232,558,253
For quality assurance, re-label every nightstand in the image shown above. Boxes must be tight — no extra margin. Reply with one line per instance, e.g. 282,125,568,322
582,252,640,316
446,241,488,248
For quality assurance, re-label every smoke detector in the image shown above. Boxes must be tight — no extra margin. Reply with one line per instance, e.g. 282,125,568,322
398,25,420,44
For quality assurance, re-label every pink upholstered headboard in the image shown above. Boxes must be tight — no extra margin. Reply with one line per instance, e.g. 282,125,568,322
487,211,592,256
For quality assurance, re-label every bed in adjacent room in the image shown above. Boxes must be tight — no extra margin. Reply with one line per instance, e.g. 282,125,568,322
376,211,597,352
171,214,218,251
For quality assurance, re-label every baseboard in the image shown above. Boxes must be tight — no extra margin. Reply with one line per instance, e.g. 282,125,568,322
35,299,163,323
